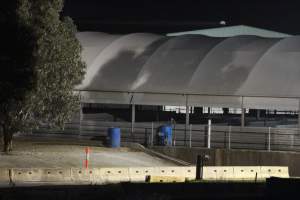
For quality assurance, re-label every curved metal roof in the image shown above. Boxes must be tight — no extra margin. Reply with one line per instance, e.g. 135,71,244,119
167,25,291,38
76,32,300,109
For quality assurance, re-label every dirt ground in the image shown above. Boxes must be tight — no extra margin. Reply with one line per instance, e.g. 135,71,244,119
0,135,175,168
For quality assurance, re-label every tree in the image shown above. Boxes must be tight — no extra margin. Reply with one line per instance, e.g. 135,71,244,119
0,0,86,152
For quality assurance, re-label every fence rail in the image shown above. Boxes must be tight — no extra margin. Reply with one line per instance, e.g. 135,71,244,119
33,115,300,152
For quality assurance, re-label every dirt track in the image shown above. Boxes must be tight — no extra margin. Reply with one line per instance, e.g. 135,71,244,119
0,135,175,168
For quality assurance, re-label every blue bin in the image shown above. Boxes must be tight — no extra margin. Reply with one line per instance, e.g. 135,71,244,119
159,125,172,146
107,128,121,148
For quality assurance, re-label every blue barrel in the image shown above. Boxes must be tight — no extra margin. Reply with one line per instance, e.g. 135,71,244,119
107,128,121,148
159,125,172,146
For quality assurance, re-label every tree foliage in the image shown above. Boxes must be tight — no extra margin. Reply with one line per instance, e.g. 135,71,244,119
0,0,86,152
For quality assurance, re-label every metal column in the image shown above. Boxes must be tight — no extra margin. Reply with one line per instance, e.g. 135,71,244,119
185,95,189,146
241,97,245,127
207,119,211,149
257,109,260,120
79,103,83,135
298,99,300,130
131,104,135,137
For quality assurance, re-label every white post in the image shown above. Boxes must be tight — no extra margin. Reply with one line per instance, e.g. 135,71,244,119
207,119,211,148
151,122,154,146
189,124,192,148
228,125,231,149
185,95,189,146
268,127,271,151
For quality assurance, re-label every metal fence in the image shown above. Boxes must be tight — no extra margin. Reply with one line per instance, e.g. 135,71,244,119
33,114,300,152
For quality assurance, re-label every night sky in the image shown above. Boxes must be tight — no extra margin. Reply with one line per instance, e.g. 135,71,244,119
63,0,300,35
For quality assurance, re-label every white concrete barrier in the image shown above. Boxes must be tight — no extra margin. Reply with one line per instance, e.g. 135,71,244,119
11,168,72,185
0,166,289,186
233,166,261,181
0,168,10,187
129,167,155,182
182,166,196,181
154,167,184,177
201,166,289,181
99,168,130,184
12,168,43,183
148,176,186,183
71,168,95,184
129,166,196,182
204,166,235,181
260,166,289,179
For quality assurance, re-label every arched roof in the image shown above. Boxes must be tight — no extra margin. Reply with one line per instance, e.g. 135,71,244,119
76,32,300,110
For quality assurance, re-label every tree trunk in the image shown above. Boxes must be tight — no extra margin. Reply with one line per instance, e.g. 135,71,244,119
2,126,13,153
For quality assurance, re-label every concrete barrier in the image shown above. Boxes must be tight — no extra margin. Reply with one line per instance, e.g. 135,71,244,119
0,168,10,187
12,168,43,183
154,167,184,177
129,167,155,182
99,168,130,184
41,168,72,182
182,166,196,181
11,168,72,185
129,166,196,182
260,166,289,179
71,168,95,184
148,175,186,183
204,166,235,181
233,167,261,181
0,166,289,187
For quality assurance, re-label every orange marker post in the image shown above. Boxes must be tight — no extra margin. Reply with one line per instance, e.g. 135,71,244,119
84,147,91,169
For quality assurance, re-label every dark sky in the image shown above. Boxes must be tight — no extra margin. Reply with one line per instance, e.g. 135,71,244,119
63,0,300,34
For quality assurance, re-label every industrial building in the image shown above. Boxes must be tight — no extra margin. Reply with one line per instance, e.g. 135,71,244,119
75,25,300,129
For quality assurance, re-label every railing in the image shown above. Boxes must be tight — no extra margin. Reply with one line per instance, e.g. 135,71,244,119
33,118,300,152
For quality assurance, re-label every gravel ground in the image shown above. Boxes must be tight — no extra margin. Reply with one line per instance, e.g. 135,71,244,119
0,136,175,168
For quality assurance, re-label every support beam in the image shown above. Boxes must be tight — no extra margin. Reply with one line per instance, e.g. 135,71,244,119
257,109,260,120
298,100,300,129
207,119,211,149
241,97,245,127
241,108,245,127
185,95,189,146
79,103,83,135
131,104,135,137
207,107,211,115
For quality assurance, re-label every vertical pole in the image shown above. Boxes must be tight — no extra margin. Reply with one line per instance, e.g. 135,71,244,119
131,104,135,140
196,155,203,180
228,125,231,149
84,147,90,169
173,124,176,146
241,97,245,128
207,119,211,149
79,103,83,136
268,127,271,152
151,122,154,146
256,109,260,120
189,124,192,148
298,99,300,131
185,95,189,146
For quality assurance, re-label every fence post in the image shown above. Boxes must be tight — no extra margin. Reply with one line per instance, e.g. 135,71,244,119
151,122,154,146
207,119,211,149
228,125,231,149
268,127,271,151
79,103,83,135
189,124,192,148
173,124,176,146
